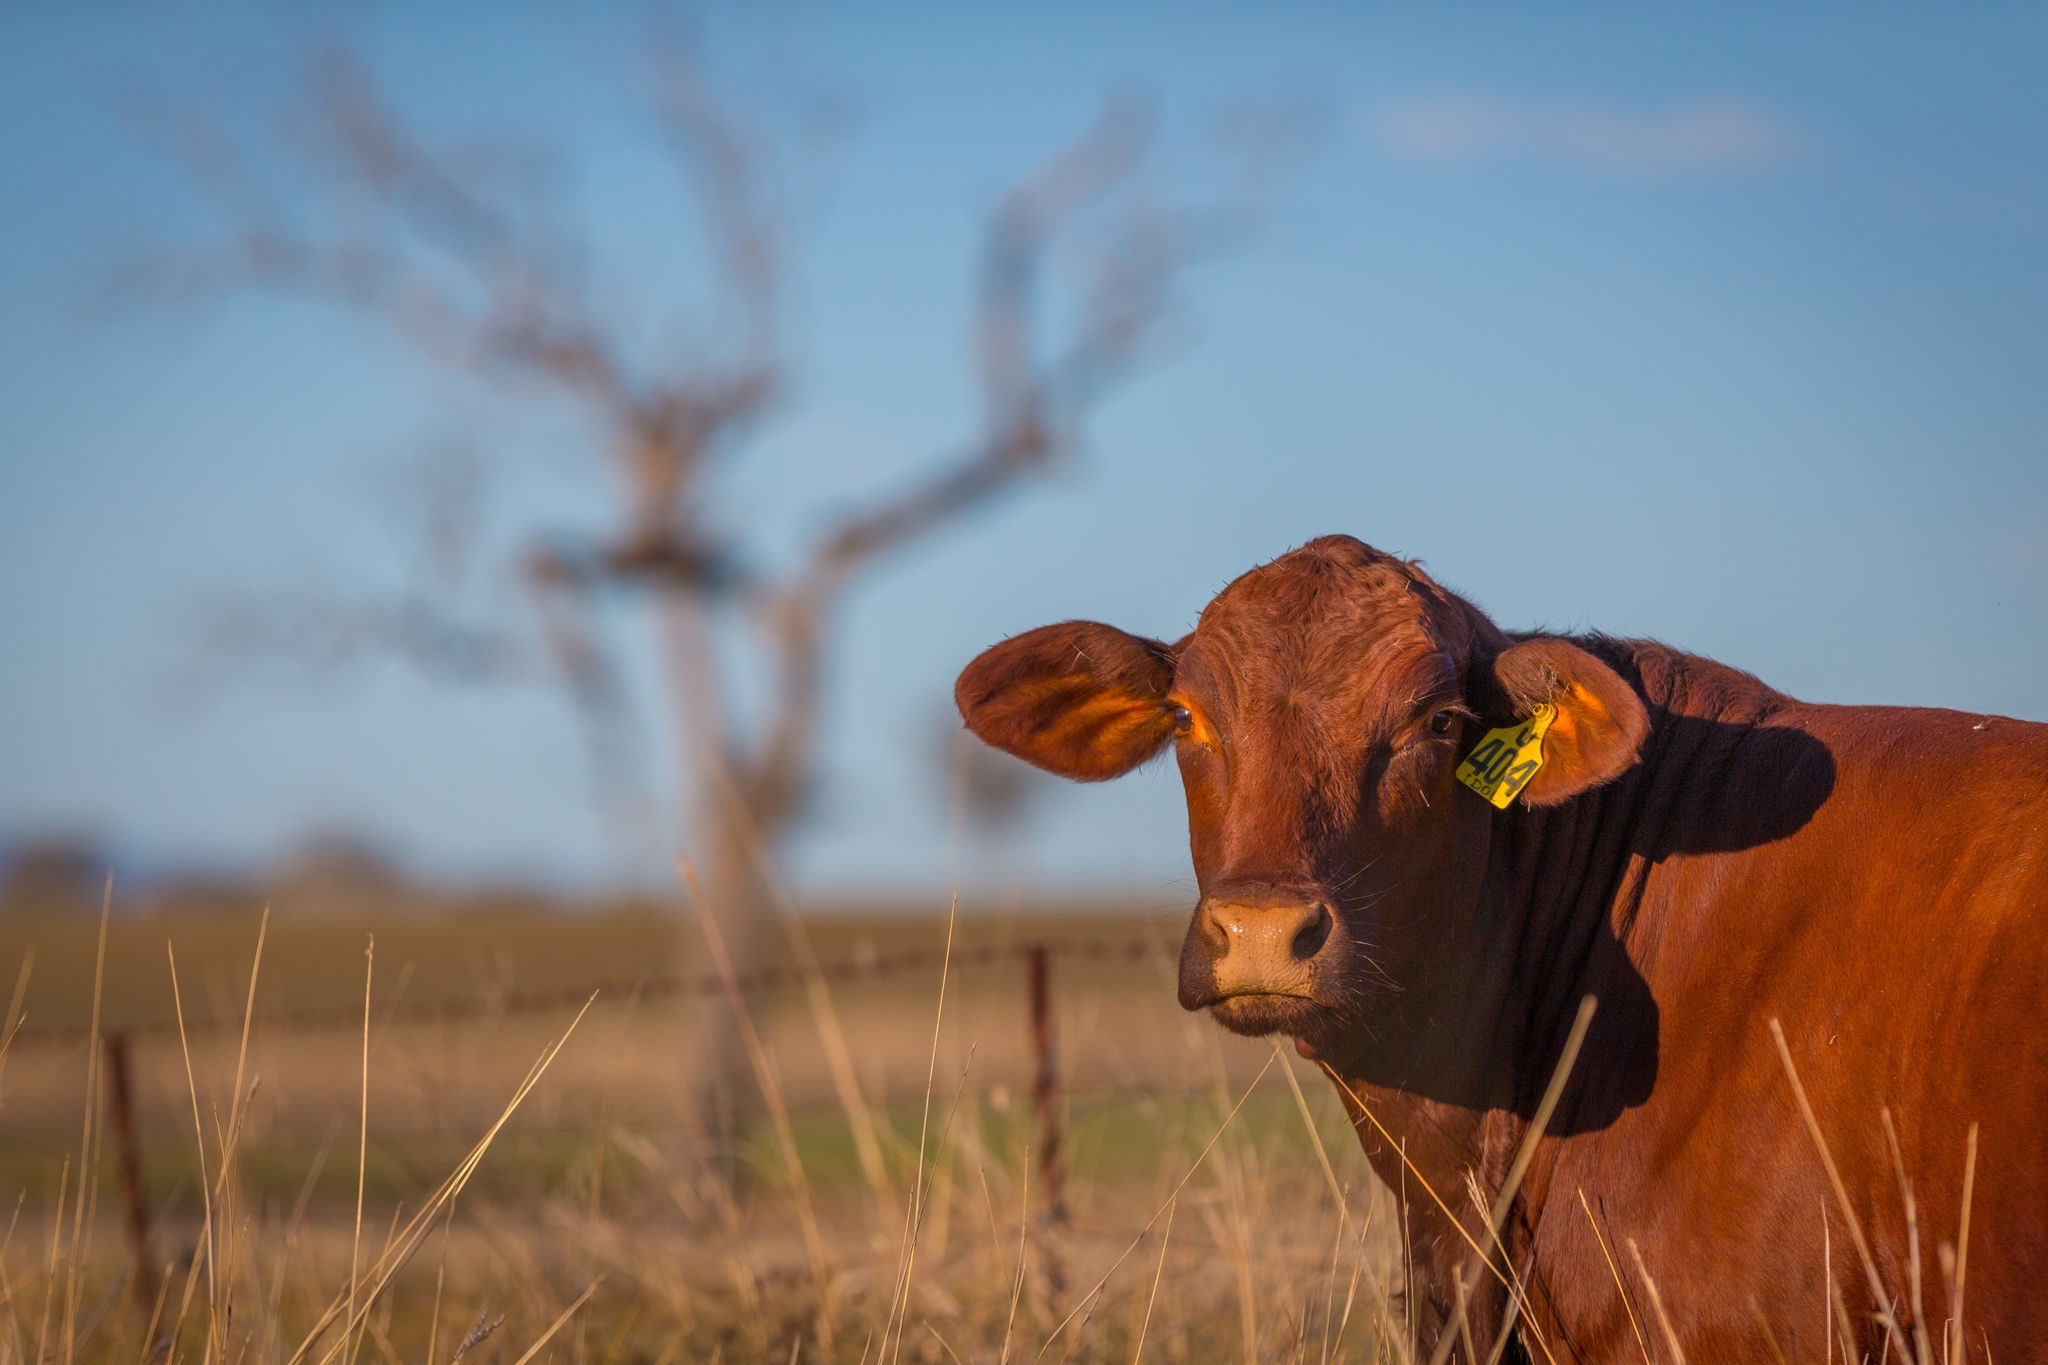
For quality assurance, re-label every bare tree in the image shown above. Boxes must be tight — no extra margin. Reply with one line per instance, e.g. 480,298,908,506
143,40,1276,1123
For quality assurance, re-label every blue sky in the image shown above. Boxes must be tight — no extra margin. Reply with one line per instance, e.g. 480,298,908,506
2,5,2044,898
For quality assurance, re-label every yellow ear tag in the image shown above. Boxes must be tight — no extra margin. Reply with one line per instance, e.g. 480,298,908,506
1455,704,1557,809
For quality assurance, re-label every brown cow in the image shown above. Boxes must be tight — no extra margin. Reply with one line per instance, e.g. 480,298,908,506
955,535,2048,1363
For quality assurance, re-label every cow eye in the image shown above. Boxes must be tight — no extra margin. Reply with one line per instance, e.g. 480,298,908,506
1428,710,1456,736
1168,704,1194,734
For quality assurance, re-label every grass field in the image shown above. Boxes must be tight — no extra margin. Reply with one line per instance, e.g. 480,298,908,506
0,891,1409,1364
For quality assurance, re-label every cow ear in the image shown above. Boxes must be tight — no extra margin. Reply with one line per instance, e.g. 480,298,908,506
955,622,1180,782
1488,639,1649,806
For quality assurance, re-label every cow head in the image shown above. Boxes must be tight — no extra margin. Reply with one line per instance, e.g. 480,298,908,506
954,536,1648,1060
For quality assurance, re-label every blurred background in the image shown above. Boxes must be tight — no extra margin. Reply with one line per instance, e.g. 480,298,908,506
0,6,2044,1360
5,5,2044,905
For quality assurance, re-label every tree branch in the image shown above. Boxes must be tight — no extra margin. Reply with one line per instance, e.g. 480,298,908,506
738,98,1240,830
151,43,785,832
149,37,1283,873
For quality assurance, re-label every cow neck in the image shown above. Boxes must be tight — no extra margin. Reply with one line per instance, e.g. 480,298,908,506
1327,641,1795,1220
1488,760,1648,1122
1476,638,1788,1154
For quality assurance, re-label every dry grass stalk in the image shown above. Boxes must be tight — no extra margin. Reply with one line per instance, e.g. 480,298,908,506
166,945,220,1362
997,1145,1032,1365
0,1194,26,1365
446,1310,503,1364
881,898,956,1361
503,1276,604,1365
0,949,34,1093
714,763,894,1205
1308,1185,1346,1364
423,1201,457,1365
1333,1196,1400,1365
288,996,598,1365
1033,1049,1281,1363
59,877,111,1365
1827,1265,1859,1365
1320,1068,1519,1309
36,1158,70,1365
202,904,271,1357
1418,995,1596,1365
900,1048,980,1363
1624,1240,1686,1365
1769,1017,1914,1364
1576,1189,1652,1365
1746,1297,1790,1365
1128,1197,1175,1365
345,934,373,1365
1880,1108,1934,1365
1949,1123,1978,1365
683,862,837,1351
1451,1276,1478,1365
137,1256,172,1365
1275,1041,1349,1230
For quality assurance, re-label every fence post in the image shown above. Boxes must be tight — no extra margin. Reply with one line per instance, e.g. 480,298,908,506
101,1031,157,1313
1023,943,1066,1224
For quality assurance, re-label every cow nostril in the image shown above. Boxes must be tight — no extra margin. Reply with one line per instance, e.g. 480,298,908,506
1291,904,1332,961
1200,905,1234,956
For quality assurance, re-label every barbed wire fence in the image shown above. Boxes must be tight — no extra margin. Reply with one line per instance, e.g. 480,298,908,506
8,936,1172,1300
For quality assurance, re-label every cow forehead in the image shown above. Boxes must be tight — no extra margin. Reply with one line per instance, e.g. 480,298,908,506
1178,537,1466,720
1199,536,1442,622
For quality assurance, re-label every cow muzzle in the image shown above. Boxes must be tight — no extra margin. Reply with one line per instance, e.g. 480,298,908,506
1177,883,1335,1021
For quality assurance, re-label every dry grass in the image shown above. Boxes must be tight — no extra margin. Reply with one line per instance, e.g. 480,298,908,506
0,898,1997,1363
0,900,1413,1364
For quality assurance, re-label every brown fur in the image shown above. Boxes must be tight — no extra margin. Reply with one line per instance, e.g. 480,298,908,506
956,534,2048,1363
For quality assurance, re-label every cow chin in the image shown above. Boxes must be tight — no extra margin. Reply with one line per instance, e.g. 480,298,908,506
1208,992,1322,1039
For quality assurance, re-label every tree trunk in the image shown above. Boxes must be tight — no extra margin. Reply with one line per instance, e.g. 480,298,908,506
655,587,777,1176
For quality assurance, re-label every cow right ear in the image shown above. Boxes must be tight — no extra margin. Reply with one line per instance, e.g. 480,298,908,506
1486,637,1649,805
955,622,1180,782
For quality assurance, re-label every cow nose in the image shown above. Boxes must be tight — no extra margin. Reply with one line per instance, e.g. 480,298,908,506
1181,891,1333,1007
1210,897,1333,966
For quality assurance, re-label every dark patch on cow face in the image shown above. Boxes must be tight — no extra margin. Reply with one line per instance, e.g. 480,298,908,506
1163,537,1501,1045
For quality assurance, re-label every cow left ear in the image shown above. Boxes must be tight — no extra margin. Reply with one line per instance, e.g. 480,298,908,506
1487,639,1649,806
955,621,1181,782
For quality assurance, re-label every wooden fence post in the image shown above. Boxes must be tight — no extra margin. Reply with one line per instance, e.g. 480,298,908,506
1023,943,1066,1224
101,1031,158,1313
